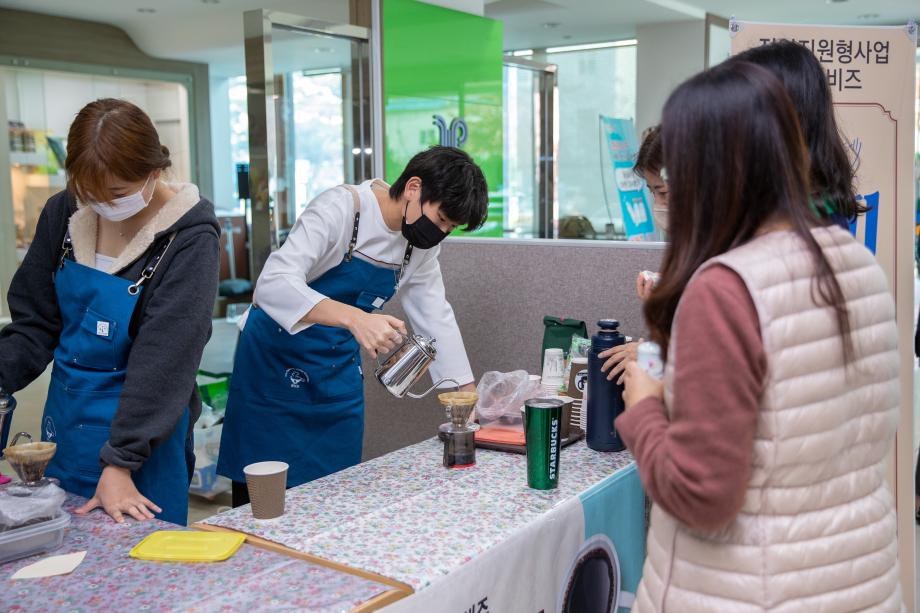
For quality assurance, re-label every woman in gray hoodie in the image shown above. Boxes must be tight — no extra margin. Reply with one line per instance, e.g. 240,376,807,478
0,99,219,525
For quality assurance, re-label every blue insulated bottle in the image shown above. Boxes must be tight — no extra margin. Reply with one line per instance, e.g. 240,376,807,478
586,319,627,451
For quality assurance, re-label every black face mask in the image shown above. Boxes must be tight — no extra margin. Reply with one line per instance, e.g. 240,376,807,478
401,200,449,249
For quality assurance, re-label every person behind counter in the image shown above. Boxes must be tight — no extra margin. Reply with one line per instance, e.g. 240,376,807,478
731,40,864,228
603,34,865,384
218,146,487,507
0,99,220,525
618,61,903,611
599,126,666,384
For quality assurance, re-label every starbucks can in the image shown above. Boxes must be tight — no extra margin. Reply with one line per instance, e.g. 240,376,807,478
524,398,563,490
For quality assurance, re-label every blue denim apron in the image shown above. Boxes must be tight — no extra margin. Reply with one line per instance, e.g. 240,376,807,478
42,231,192,525
218,185,412,488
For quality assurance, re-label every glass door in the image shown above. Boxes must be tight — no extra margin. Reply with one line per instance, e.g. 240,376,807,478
243,10,375,280
502,57,557,238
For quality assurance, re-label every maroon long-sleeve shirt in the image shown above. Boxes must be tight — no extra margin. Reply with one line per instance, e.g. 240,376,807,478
617,265,767,532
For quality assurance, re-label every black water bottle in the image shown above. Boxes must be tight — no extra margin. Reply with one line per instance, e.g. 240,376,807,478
586,319,627,451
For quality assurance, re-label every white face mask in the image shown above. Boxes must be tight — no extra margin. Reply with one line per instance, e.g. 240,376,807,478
652,205,669,233
90,176,153,222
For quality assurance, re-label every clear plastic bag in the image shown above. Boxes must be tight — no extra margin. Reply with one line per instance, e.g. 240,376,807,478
0,482,66,532
190,411,231,497
475,370,542,425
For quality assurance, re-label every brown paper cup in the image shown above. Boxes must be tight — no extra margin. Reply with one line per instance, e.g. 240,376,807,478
243,461,288,519
566,357,588,401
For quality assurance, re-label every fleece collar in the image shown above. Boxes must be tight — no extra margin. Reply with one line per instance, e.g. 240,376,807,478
68,182,199,274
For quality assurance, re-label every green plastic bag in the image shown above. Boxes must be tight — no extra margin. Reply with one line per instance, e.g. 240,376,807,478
541,316,588,366
198,370,231,413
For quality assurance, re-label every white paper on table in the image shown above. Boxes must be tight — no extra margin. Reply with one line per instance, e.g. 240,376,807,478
11,551,86,580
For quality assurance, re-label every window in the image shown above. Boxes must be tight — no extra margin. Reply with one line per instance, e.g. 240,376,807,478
503,63,539,237
289,70,345,220
228,75,249,197
552,43,636,239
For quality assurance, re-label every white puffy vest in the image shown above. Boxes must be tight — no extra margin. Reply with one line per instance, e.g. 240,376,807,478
633,227,904,613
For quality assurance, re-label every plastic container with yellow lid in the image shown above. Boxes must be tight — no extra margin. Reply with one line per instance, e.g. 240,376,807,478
129,531,245,563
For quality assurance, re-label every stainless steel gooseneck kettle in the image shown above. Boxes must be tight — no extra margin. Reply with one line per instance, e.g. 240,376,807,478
375,333,458,399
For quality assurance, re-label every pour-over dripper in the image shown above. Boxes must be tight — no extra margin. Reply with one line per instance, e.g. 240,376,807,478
3,432,56,487
438,391,479,432
437,391,479,469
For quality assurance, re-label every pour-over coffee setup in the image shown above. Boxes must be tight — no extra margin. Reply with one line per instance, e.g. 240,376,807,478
1,390,60,492
374,331,485,468
438,391,479,468
374,329,585,473
3,433,57,490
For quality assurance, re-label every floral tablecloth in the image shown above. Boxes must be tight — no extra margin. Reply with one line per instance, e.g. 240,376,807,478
202,439,635,592
1,495,398,612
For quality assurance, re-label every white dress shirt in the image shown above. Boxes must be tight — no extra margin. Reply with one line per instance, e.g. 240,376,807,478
250,180,473,386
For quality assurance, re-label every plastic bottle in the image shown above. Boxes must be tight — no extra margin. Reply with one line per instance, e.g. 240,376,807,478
637,341,664,379
586,319,627,451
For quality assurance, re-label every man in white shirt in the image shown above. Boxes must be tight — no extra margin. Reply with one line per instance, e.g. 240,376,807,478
217,147,488,506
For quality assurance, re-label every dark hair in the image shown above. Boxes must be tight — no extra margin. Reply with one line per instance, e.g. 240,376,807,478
634,125,663,177
644,61,852,362
730,41,863,221
389,146,488,231
65,98,171,204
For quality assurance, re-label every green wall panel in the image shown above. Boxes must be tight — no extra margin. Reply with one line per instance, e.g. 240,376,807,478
383,0,504,236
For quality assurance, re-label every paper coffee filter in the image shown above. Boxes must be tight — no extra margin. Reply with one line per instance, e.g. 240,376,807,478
3,442,56,484
438,391,478,427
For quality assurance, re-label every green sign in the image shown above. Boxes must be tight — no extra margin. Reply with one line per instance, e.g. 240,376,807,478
383,0,504,236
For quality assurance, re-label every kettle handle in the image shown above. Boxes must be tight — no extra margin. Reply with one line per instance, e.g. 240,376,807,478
406,378,460,399
375,330,411,370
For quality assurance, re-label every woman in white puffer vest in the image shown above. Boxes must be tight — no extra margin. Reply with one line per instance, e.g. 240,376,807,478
618,60,904,612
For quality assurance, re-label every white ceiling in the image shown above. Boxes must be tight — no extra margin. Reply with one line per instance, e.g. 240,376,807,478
689,0,918,27
489,0,920,49
0,0,917,75
486,0,693,49
0,0,349,78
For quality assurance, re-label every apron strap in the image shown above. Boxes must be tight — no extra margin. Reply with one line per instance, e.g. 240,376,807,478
127,232,178,296
57,230,74,270
396,242,413,290
342,181,413,290
341,185,362,262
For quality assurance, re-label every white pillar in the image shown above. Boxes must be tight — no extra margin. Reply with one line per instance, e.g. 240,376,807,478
635,20,706,136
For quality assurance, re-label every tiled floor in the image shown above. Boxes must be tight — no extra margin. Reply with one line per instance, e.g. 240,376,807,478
188,491,231,524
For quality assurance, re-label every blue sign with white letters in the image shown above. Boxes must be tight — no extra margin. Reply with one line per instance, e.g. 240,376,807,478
600,116,655,238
